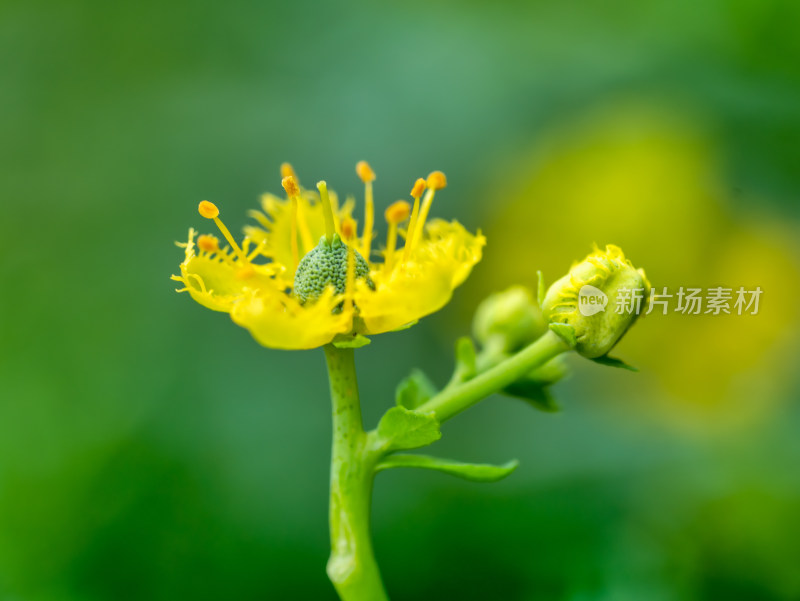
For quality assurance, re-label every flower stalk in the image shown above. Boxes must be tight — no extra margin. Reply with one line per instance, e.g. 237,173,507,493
418,330,570,422
324,345,389,601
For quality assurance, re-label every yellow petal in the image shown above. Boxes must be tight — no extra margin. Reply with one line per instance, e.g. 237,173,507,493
231,287,353,350
418,219,486,287
355,220,485,334
172,229,282,313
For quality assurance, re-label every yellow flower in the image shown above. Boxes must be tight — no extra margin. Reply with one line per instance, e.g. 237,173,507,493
171,163,485,350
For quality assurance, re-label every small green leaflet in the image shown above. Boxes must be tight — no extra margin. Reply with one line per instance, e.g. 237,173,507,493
377,406,441,451
503,379,560,412
395,369,438,410
451,336,477,384
375,454,519,483
590,355,639,371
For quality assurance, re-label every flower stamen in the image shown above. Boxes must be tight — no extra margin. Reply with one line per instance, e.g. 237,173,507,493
402,178,427,261
197,234,220,254
282,175,302,269
340,216,358,243
198,201,250,265
280,162,298,182
383,200,410,272
407,171,447,258
356,161,376,260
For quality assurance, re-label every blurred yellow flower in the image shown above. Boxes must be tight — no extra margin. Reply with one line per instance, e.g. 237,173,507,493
172,163,485,350
478,102,800,429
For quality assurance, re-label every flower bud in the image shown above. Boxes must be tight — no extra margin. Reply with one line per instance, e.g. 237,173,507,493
473,285,547,353
542,245,650,359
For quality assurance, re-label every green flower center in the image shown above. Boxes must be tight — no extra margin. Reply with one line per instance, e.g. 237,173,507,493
293,234,372,303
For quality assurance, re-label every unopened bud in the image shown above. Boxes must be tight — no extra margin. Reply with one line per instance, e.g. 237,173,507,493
542,245,650,358
473,286,547,353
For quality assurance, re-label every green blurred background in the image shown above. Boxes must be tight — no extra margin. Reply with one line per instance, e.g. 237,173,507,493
2,0,800,599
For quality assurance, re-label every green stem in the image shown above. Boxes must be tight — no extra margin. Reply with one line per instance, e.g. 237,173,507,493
323,345,389,601
418,330,570,422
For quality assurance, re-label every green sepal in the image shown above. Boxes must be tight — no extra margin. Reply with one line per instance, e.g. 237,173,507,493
391,320,419,332
549,322,577,348
590,354,639,372
451,336,477,384
395,369,438,410
537,270,546,308
332,333,372,349
375,454,519,483
377,406,441,451
502,379,560,412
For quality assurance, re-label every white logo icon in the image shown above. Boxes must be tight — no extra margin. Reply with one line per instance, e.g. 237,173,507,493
578,285,608,316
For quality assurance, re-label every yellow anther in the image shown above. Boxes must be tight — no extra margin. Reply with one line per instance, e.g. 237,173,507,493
236,265,255,280
281,175,300,197
197,234,219,253
384,200,411,272
341,216,358,241
426,170,447,190
385,200,410,225
317,181,336,244
356,160,376,183
198,200,219,219
410,178,426,199
280,162,297,180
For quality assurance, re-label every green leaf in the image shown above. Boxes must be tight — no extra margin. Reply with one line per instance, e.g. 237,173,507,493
549,322,577,348
537,270,546,308
526,356,569,386
590,355,639,372
377,406,441,451
375,454,519,483
503,379,560,412
332,333,371,349
452,336,477,383
395,369,438,410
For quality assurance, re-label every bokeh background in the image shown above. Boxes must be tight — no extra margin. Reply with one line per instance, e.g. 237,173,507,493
2,0,800,599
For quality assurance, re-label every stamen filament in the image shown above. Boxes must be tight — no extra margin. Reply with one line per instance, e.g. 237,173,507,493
356,161,376,260
282,176,301,268
198,201,249,264
385,222,398,272
407,171,446,258
290,197,300,267
247,241,266,261
402,178,426,262
362,180,374,259
317,181,336,244
213,217,248,263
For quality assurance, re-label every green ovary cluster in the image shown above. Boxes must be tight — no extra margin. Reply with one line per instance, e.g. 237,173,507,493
293,234,372,303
